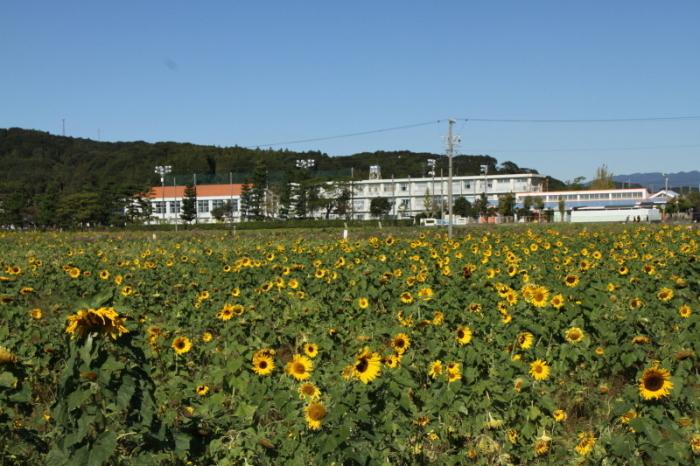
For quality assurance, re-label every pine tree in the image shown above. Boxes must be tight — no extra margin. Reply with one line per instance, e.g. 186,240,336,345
250,160,268,220
240,181,253,221
180,184,197,224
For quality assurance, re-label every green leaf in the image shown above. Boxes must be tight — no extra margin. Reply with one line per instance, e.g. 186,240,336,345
87,431,117,466
117,375,136,410
0,371,18,388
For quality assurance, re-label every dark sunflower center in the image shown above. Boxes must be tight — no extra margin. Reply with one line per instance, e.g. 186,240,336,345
644,374,664,391
355,357,369,373
259,361,268,369
458,330,465,339
396,339,405,348
534,365,543,373
176,341,185,349
293,362,306,374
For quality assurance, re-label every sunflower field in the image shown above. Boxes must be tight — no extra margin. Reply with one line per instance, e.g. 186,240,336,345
1,225,699,465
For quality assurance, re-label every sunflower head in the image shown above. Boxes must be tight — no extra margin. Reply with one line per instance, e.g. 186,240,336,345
639,366,673,400
286,354,313,381
304,343,319,358
172,336,192,355
390,333,410,354
529,359,550,381
65,307,129,340
353,348,382,383
252,354,275,376
565,327,584,343
305,401,327,430
298,382,321,400
456,326,472,345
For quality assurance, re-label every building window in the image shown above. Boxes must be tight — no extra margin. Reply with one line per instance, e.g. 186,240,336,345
230,199,239,211
383,183,392,193
212,199,225,210
464,182,471,189
153,201,166,214
169,201,180,214
400,183,408,192
353,200,364,210
197,200,210,213
487,182,493,188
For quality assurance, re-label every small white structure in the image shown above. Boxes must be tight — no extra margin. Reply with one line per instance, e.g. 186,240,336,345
570,207,661,223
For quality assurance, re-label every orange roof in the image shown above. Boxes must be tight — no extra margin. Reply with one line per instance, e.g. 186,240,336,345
150,184,244,198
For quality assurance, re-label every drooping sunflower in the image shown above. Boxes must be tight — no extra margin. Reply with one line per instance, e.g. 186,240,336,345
0,346,18,364
533,434,552,456
286,354,313,381
305,401,327,430
447,362,462,383
565,327,584,343
456,326,472,345
529,359,550,381
639,366,673,400
352,348,382,383
553,409,567,422
304,343,319,358
517,332,534,350
252,354,275,376
196,384,209,396
298,382,321,400
390,333,410,354
65,307,129,340
400,292,414,304
574,431,597,456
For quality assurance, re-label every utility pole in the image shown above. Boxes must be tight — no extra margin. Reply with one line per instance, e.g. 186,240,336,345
62,118,65,136
154,165,172,225
445,119,459,239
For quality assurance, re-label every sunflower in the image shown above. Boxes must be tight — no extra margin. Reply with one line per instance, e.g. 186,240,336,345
619,410,637,424
565,327,584,343
30,308,43,320
657,287,674,302
298,382,321,400
20,287,34,295
530,286,549,307
390,333,410,354
639,366,673,400
629,297,643,310
428,360,443,379
304,343,319,358
0,346,18,364
196,385,209,396
172,336,192,355
517,332,534,350
456,326,472,345
357,297,369,309
286,354,313,381
553,409,567,422
400,292,414,304
120,286,133,297
65,307,129,340
447,362,461,383
690,434,700,455
574,431,597,456
533,434,551,456
99,270,110,280
632,335,651,345
679,304,692,318
352,348,382,383
529,359,550,381
217,304,234,321
201,332,213,342
564,273,580,287
252,354,275,376
618,265,629,275
68,267,81,279
305,401,327,430
550,294,565,309
383,354,401,368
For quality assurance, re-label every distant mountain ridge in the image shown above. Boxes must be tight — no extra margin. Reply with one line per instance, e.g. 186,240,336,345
613,171,700,190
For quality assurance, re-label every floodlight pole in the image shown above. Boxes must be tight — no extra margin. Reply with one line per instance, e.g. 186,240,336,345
154,165,172,226
447,119,455,239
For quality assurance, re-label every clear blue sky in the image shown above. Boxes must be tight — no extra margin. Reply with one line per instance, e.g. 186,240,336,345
2,0,699,181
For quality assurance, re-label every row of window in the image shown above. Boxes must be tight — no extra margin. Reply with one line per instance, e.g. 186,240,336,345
529,192,646,202
152,199,239,215
357,180,509,194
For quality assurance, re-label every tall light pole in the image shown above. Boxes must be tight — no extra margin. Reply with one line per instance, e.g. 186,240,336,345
427,159,436,217
155,165,172,224
444,120,460,239
480,164,489,221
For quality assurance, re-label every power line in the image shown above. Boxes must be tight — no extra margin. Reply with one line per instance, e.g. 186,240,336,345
244,114,700,149
246,120,443,148
470,142,700,154
460,115,700,123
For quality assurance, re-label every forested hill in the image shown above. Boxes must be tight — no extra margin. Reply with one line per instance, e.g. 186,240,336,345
0,127,551,226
